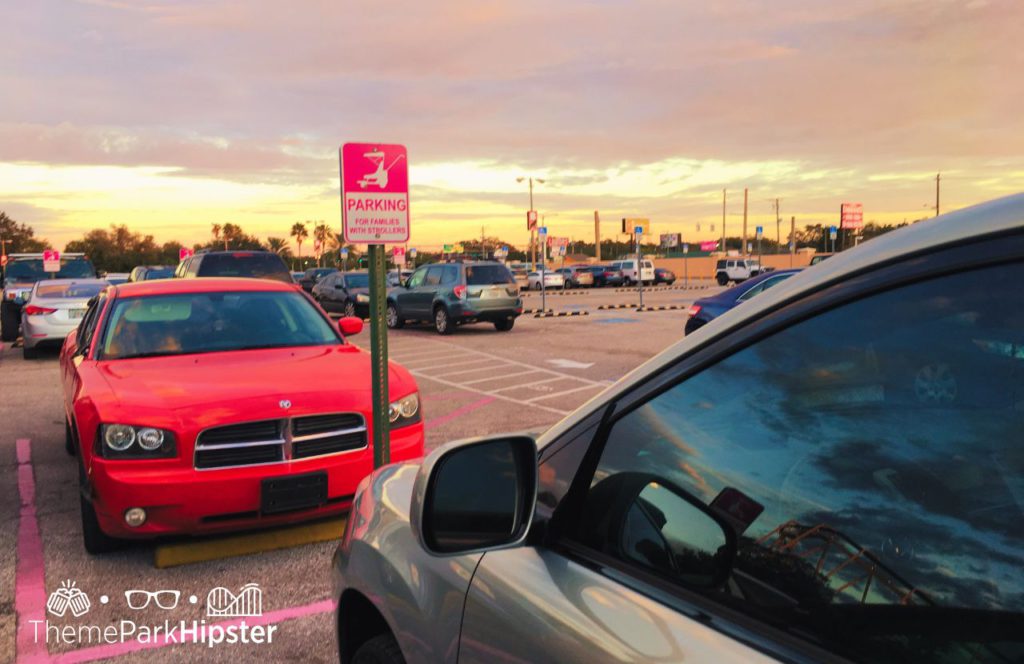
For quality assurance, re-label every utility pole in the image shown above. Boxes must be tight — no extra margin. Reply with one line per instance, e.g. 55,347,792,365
935,173,941,217
594,211,602,261
742,188,748,258
772,198,782,250
789,216,795,268
517,176,545,270
721,189,726,253
481,226,486,259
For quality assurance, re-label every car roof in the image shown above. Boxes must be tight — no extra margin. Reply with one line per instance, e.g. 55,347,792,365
111,277,298,297
538,192,1024,448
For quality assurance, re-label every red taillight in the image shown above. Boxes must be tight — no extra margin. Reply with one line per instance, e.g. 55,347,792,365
453,285,467,299
687,305,701,318
24,305,57,315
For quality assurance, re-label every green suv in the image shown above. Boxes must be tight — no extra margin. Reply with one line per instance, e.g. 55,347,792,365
386,262,522,334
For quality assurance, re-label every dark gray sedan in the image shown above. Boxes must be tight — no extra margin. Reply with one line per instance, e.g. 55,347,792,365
312,271,371,318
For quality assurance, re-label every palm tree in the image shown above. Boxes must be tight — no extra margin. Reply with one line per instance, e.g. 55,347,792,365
313,222,331,267
211,223,222,250
265,237,292,259
290,222,308,269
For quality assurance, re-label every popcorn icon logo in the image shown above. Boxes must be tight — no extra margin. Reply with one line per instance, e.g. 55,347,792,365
47,580,92,618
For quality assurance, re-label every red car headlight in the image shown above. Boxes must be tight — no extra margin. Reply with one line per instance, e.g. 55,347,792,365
99,424,177,459
389,393,421,429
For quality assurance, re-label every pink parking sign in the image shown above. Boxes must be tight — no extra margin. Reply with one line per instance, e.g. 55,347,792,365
340,142,409,244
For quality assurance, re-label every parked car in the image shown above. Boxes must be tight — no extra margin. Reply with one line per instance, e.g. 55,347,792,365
585,265,625,287
685,268,802,335
313,271,371,318
20,279,108,359
387,262,522,334
103,272,130,285
610,258,655,285
556,266,595,288
654,267,676,285
1,253,97,342
128,265,174,282
527,268,565,291
174,250,292,284
291,271,305,283
510,268,530,291
299,267,339,293
60,277,424,553
714,258,764,285
386,270,414,288
332,194,1024,664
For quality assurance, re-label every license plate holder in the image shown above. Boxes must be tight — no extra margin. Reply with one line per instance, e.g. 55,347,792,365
260,471,327,515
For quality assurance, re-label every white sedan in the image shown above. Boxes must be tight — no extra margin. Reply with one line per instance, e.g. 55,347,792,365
526,269,565,290
21,279,108,359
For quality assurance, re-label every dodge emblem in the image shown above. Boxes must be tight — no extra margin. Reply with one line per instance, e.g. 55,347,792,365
279,400,292,410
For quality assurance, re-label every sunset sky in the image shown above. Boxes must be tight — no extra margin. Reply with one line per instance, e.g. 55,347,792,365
2,0,1022,252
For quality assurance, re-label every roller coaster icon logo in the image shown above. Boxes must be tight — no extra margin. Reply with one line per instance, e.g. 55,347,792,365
206,583,263,618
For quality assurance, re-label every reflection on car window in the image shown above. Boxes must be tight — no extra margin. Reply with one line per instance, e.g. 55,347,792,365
581,261,1024,663
424,266,443,286
101,291,340,359
442,265,460,285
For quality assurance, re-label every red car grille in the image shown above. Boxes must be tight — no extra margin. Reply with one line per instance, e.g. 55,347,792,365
194,414,367,469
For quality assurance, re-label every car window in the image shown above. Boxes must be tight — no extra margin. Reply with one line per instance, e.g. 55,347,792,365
143,267,174,280
407,267,427,288
441,265,460,285
717,260,727,269
184,257,200,277
643,261,653,269
737,273,795,302
424,266,444,286
101,290,340,359
76,296,104,352
345,273,369,289
572,261,1024,663
196,253,289,280
319,274,336,288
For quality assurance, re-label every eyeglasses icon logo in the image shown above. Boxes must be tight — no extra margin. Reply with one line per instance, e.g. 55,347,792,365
47,580,91,618
125,589,181,611
207,583,262,617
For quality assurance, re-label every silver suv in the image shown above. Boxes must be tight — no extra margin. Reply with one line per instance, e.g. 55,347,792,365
332,194,1024,664
715,258,763,285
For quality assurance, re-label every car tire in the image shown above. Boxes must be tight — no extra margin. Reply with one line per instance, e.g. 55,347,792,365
1,303,18,342
344,301,357,318
494,318,515,332
352,633,404,664
385,303,404,329
623,277,632,286
65,419,76,456
23,343,39,360
78,460,121,554
716,274,728,286
434,306,454,335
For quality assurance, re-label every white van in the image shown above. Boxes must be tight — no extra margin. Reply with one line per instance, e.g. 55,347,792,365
610,258,655,285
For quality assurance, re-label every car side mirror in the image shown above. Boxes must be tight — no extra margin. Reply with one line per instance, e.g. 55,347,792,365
411,435,537,555
338,317,363,336
589,473,736,589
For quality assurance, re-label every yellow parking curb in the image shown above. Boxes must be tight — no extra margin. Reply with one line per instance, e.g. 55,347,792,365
154,516,347,569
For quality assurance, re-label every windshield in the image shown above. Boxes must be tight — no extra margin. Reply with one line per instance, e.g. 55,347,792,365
100,291,340,360
35,282,106,299
345,273,370,288
143,267,174,280
5,258,96,283
196,253,290,281
466,264,514,285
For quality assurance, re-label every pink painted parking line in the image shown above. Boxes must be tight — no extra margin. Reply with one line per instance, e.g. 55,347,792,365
424,397,495,431
16,438,49,664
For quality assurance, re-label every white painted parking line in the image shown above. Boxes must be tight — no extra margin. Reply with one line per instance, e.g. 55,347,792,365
526,383,605,402
420,358,496,374
429,363,518,378
489,376,567,393
547,359,594,369
460,369,540,385
411,372,571,416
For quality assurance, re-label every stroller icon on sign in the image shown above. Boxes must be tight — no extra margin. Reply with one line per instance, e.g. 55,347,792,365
357,149,405,189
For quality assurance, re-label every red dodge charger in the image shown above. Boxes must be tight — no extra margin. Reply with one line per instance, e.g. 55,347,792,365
59,278,424,553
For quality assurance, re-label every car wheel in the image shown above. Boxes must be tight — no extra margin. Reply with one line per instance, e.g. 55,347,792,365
344,301,357,318
623,277,632,286
434,306,454,335
716,274,728,286
65,419,76,456
23,343,39,360
385,303,404,329
0,303,18,342
494,318,515,332
78,461,121,554
352,633,404,664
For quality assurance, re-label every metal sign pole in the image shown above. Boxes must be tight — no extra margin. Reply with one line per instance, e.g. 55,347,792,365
368,244,390,468
636,234,644,309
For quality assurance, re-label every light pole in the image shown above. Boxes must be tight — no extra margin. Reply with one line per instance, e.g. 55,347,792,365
517,176,545,270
